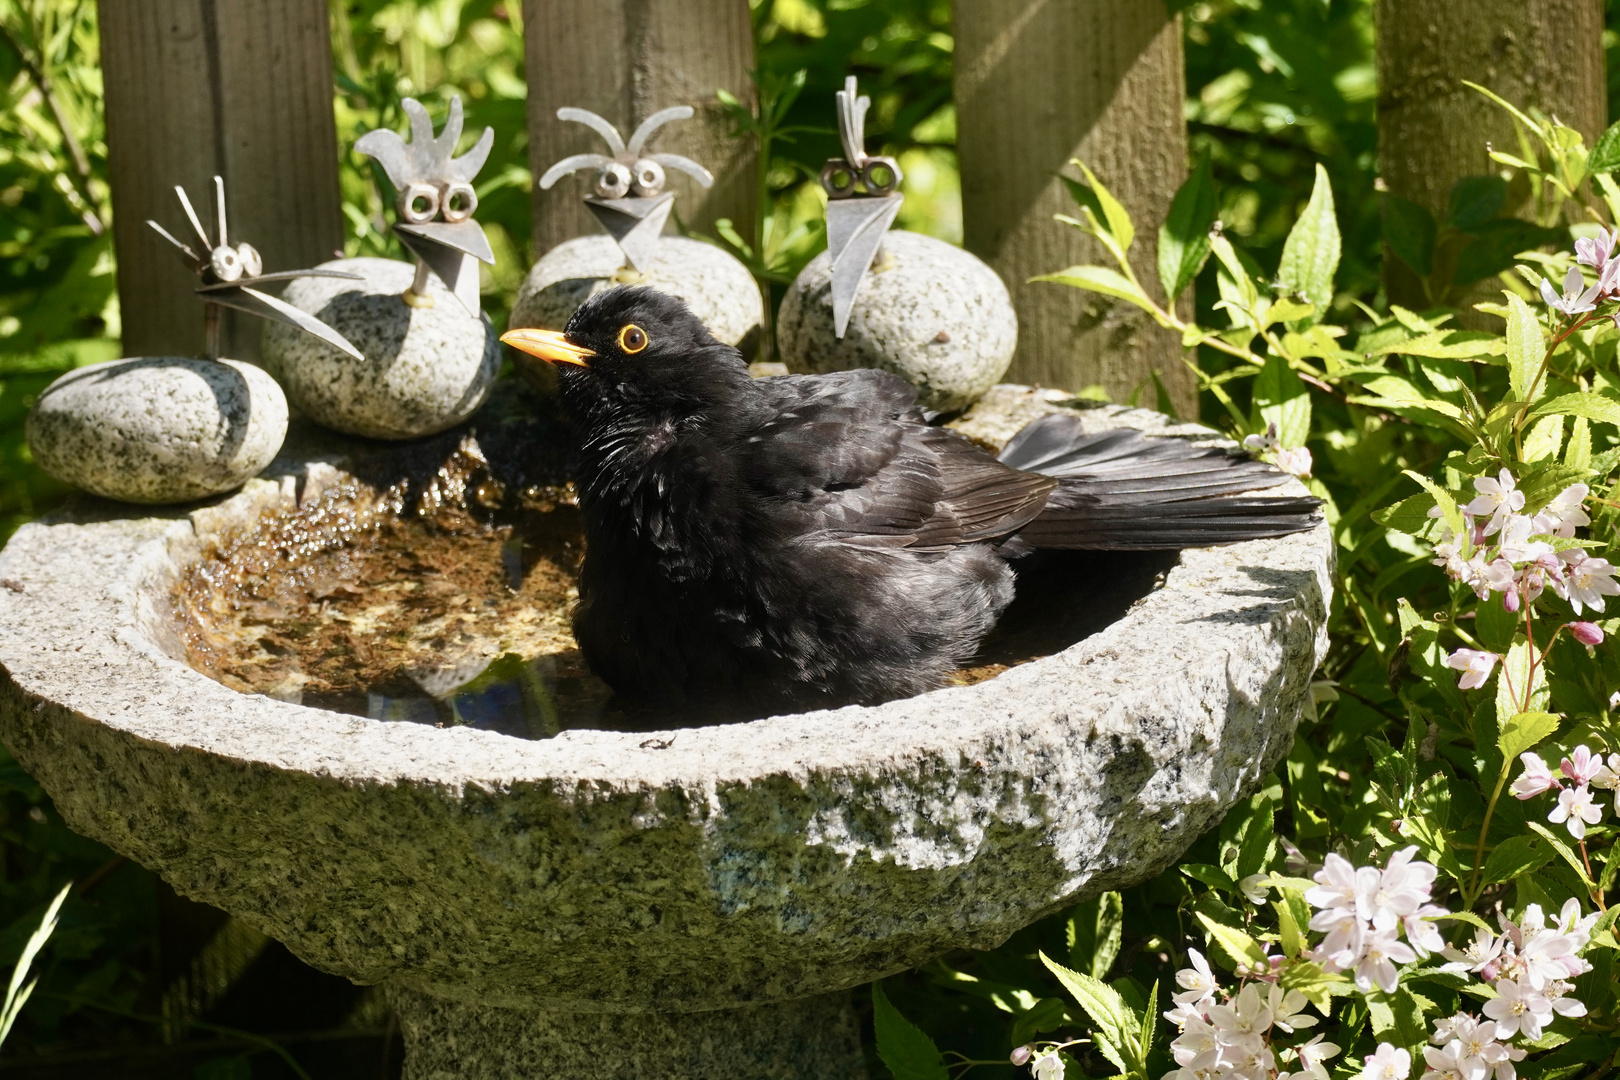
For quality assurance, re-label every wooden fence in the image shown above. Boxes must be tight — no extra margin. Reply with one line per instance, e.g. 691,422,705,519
99,0,1605,409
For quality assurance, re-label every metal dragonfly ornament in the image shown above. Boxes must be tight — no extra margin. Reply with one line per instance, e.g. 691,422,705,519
821,76,905,339
538,105,714,273
356,95,495,316
147,177,364,361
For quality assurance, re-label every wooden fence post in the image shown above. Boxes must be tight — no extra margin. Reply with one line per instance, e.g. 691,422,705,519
98,0,344,361
1377,0,1605,308
521,0,758,261
954,0,1192,415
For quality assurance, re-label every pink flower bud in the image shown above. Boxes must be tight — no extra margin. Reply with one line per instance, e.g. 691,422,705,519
1567,621,1604,646
1010,1046,1033,1066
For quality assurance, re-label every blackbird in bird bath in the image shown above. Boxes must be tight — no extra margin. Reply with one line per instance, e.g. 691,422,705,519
502,287,1320,711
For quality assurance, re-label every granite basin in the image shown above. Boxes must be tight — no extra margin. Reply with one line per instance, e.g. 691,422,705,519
0,384,1332,1078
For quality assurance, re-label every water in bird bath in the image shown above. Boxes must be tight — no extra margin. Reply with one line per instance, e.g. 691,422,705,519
169,391,1176,734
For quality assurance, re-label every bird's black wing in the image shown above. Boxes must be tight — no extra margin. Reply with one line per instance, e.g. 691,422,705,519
744,370,1056,549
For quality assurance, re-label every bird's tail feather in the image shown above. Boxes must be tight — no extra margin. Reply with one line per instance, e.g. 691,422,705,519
997,413,1321,550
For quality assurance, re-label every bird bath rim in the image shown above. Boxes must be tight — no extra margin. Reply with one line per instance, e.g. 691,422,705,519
0,384,1333,1018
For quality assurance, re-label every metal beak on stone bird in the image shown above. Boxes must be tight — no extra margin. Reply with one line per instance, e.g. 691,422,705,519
538,105,714,274
355,95,496,316
822,76,904,339
146,176,365,361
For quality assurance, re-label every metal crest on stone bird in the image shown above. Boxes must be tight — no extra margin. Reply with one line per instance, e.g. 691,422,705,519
502,287,1322,711
538,104,714,273
146,176,364,361
355,94,496,315
820,75,905,339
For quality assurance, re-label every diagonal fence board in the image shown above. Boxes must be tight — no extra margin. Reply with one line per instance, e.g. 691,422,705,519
522,0,758,259
98,0,344,362
955,0,1192,416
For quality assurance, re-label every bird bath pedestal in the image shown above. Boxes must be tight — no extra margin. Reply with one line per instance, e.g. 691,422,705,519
0,385,1331,1079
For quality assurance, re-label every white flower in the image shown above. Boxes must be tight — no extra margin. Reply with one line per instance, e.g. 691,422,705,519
1496,514,1554,564
1446,648,1500,691
1277,446,1313,478
1306,853,1360,912
1364,846,1436,932
1575,228,1614,270
1244,424,1279,452
1355,928,1417,993
1547,784,1602,839
1440,927,1504,978
1421,1039,1470,1080
1171,1014,1220,1067
1174,948,1220,1005
1207,983,1272,1048
1554,898,1599,949
1560,745,1607,786
1404,904,1449,957
1545,979,1588,1018
1532,483,1590,538
1591,752,1620,791
1266,986,1317,1033
1510,752,1563,799
1463,470,1526,536
1239,873,1273,906
1032,1052,1066,1080
1560,550,1620,615
1295,1034,1341,1080
1432,528,1473,582
1516,926,1575,989
1482,977,1554,1040
1309,905,1363,971
1361,1043,1413,1080
1539,265,1602,316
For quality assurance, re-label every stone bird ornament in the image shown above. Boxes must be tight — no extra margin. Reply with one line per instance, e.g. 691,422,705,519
502,288,1321,710
538,105,714,273
821,75,905,338
146,176,363,360
356,95,495,315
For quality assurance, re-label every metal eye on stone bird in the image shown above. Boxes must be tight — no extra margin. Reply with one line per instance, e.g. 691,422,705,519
26,175,366,506
510,101,764,392
257,93,502,442
777,76,1019,415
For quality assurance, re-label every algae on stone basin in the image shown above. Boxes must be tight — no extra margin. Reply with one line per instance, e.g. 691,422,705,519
167,390,1177,735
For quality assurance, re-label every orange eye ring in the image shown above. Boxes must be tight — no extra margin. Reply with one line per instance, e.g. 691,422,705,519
618,324,649,354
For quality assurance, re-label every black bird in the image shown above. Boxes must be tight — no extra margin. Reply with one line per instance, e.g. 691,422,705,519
502,288,1320,709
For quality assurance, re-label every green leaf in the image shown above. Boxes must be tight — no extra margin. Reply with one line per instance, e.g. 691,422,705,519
1383,193,1437,279
1498,710,1559,761
1072,160,1135,255
1368,987,1431,1050
1522,413,1565,462
1209,233,1260,311
1276,164,1340,320
1373,492,1443,538
1068,891,1125,980
1447,175,1508,230
1180,863,1238,894
1526,822,1598,890
1158,153,1217,303
872,983,950,1080
1480,834,1554,885
1033,265,1158,318
1235,799,1276,880
1506,294,1545,403
1253,354,1311,448
1528,391,1620,426
1040,952,1136,1076
1278,959,1348,1013
1589,118,1620,174
1195,912,1269,972
1402,470,1465,541
1371,330,1503,360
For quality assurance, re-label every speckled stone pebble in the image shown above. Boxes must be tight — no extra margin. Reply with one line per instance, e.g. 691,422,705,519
261,257,499,440
511,235,762,359
24,356,287,504
778,230,1017,413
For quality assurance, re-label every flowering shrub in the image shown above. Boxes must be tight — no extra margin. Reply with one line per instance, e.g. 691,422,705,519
872,87,1620,1080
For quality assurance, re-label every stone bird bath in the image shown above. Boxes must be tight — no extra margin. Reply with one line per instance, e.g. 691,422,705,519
0,385,1331,1079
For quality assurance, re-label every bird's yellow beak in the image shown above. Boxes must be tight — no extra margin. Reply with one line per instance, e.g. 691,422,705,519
500,327,596,367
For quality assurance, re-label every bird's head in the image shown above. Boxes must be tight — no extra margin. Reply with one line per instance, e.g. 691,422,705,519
501,287,748,423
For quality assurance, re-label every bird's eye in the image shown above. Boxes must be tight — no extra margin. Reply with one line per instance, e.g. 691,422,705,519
618,324,649,354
